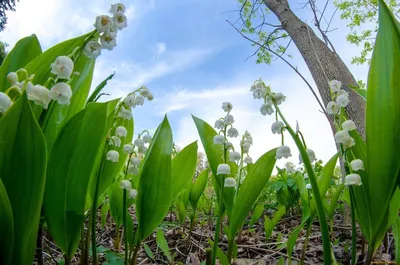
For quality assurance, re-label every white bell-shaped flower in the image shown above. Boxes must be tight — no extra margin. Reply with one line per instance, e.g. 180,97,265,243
326,101,339,115
227,127,239,138
306,183,312,190
285,161,296,173
115,126,128,137
226,142,233,149
335,130,355,149
304,173,309,179
271,121,285,134
229,151,241,162
113,14,128,30
120,179,132,189
7,72,18,84
106,150,119,162
128,165,139,175
138,146,148,154
134,95,144,106
50,56,74,80
110,3,126,15
242,141,251,153
342,120,357,131
224,114,234,125
276,145,292,159
94,15,113,33
49,82,72,105
214,119,224,130
273,92,286,105
128,189,138,199
224,177,237,188
244,156,252,164
260,103,274,116
345,173,362,186
83,41,102,59
100,32,117,50
118,106,132,120
213,135,225,145
217,164,231,175
299,149,316,163
350,159,364,171
109,136,121,147
252,84,267,99
143,134,152,143
336,92,350,107
328,80,342,93
222,102,233,112
140,87,150,98
27,85,51,109
134,138,145,148
130,157,141,166
0,92,12,114
124,95,136,108
123,144,134,154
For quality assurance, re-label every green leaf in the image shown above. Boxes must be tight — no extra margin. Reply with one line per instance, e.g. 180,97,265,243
144,244,155,259
207,239,230,265
156,229,172,263
109,181,124,227
393,216,400,264
171,141,198,201
192,116,223,189
0,35,42,93
101,202,110,229
135,116,173,244
295,173,311,224
86,72,115,104
229,148,277,238
190,169,209,211
176,188,191,225
0,179,13,265
327,184,345,219
0,94,47,265
287,224,304,258
223,186,236,220
264,205,286,239
249,204,264,227
362,0,400,251
348,85,367,100
43,101,111,257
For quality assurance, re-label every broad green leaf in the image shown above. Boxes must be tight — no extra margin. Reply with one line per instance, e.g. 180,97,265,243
249,204,264,227
327,184,345,219
171,141,198,201
135,116,173,244
190,169,209,211
223,186,235,220
176,188,191,225
363,0,400,251
156,229,172,263
109,182,124,227
0,94,47,265
192,116,223,189
229,148,277,238
43,101,110,257
393,216,400,264
144,244,155,259
295,172,311,223
207,239,230,265
264,205,286,239
0,179,13,265
317,153,339,197
86,72,115,104
287,224,304,258
0,35,42,92
349,85,367,100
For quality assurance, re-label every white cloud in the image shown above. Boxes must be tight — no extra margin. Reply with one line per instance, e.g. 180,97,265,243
156,42,167,56
155,74,337,169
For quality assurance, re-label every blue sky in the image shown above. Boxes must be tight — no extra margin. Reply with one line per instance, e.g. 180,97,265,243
1,0,371,167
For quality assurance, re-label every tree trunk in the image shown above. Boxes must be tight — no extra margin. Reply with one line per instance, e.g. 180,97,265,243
262,0,366,137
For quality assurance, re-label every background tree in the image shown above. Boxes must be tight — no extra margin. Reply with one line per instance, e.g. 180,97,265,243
0,0,17,32
232,0,367,137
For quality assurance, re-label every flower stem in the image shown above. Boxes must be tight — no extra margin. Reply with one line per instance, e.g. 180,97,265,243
349,187,357,265
211,195,224,265
300,220,312,265
275,104,331,265
123,189,128,265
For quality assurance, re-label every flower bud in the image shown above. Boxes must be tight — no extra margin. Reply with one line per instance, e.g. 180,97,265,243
224,177,236,188
124,95,137,108
123,144,134,154
229,151,241,162
118,106,133,120
214,119,224,130
138,146,147,154
342,120,356,131
222,102,233,112
217,164,230,175
116,126,128,137
128,165,139,175
109,136,121,147
276,145,292,159
328,80,342,93
128,189,138,199
350,159,364,171
134,138,145,148
0,92,12,114
143,134,152,143
345,173,362,186
244,156,252,164
106,150,119,162
7,72,18,84
130,157,141,166
336,92,350,107
299,149,316,163
213,135,225,145
273,92,286,105
306,183,312,190
120,179,132,189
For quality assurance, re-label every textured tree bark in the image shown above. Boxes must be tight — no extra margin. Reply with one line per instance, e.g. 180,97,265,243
262,0,366,137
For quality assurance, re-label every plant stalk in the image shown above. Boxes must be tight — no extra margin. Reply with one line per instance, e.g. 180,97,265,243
123,189,128,265
300,221,312,265
350,188,357,265
227,236,235,263
275,105,331,264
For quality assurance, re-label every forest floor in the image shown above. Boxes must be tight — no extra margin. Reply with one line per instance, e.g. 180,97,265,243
38,209,396,265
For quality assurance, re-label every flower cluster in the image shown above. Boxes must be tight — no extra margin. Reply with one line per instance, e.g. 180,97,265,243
84,3,128,59
116,86,153,120
106,125,129,163
1,56,76,112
